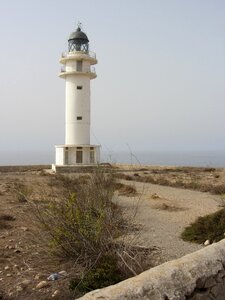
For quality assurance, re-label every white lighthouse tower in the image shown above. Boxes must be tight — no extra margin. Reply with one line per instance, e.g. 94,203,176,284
52,24,100,172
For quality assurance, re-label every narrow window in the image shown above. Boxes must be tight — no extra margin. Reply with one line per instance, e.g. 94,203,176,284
77,147,83,150
90,147,94,150
77,116,82,120
77,86,83,90
77,60,82,71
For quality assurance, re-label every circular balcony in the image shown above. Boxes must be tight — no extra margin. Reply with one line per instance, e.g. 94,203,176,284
59,66,97,79
60,51,97,65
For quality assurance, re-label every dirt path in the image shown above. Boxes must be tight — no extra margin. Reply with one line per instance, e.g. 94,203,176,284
117,180,222,262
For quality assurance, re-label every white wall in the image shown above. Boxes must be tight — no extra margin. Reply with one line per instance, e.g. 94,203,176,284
65,74,90,145
55,147,64,165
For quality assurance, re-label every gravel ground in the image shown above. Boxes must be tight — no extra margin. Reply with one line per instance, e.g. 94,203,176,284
116,181,222,262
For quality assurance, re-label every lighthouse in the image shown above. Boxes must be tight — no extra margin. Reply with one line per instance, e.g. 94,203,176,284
52,24,100,171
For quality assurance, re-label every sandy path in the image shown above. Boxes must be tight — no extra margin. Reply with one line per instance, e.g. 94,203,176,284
117,181,222,262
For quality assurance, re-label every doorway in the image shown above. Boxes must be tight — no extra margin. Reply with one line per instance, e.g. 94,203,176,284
76,150,83,163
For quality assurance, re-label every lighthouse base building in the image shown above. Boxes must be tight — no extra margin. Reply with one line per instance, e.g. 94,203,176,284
54,144,100,167
52,25,100,172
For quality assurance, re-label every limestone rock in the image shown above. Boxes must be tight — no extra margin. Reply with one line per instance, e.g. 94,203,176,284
204,240,210,246
36,280,49,289
52,290,59,297
21,279,31,287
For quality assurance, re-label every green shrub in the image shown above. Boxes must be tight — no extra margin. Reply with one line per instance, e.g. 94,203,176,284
36,171,122,260
69,254,123,293
32,170,151,295
181,208,225,243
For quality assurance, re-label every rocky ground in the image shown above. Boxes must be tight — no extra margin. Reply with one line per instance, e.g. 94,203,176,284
0,165,224,299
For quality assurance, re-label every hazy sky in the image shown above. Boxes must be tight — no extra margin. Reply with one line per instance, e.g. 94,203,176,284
0,0,225,154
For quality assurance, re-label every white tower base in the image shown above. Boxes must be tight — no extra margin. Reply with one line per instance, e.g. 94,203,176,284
52,144,100,172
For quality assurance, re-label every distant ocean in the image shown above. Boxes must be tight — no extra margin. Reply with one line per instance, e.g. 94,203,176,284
0,150,225,168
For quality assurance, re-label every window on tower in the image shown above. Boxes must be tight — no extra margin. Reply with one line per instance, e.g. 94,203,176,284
77,60,82,72
77,116,82,120
77,86,83,90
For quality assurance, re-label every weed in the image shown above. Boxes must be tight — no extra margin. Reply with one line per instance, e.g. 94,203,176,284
12,182,32,202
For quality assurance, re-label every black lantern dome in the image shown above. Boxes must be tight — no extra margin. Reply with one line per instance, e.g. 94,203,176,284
68,26,89,53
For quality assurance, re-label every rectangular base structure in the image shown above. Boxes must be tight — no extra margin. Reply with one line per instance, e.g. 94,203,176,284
53,144,100,172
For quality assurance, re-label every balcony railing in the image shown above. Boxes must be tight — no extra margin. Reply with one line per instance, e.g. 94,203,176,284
60,66,96,75
61,50,96,59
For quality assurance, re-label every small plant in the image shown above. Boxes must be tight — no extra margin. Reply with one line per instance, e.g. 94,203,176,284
12,182,32,202
0,214,15,230
181,208,225,243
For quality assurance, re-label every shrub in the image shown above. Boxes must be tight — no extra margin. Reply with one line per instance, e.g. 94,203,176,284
181,208,225,243
34,171,121,260
69,254,123,293
31,170,152,294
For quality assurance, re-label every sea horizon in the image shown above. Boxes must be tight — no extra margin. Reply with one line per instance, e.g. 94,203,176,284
0,150,224,168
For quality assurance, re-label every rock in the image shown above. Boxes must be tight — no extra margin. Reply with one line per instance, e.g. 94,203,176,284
34,274,41,280
6,273,12,277
14,250,21,255
152,193,160,199
16,286,23,292
21,279,31,287
58,270,67,276
36,280,49,289
204,240,210,246
204,277,216,288
20,227,28,231
4,266,10,270
52,290,59,297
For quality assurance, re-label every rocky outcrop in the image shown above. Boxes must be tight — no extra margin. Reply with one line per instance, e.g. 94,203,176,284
78,239,225,300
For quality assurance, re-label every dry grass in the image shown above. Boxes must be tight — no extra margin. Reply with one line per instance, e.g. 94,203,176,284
114,167,225,195
153,202,186,212
114,182,137,196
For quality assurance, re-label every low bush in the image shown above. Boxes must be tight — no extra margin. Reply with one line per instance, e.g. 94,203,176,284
181,208,225,243
69,254,124,293
32,170,147,295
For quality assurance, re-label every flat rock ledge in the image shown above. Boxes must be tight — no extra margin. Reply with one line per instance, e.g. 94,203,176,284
77,239,225,300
